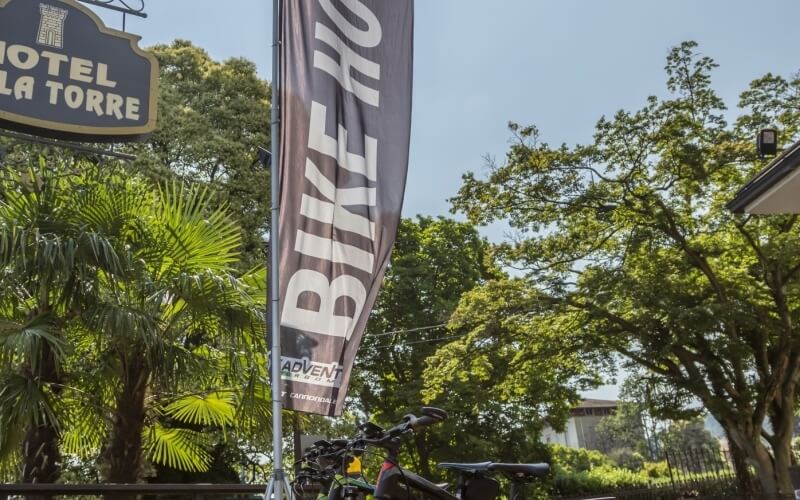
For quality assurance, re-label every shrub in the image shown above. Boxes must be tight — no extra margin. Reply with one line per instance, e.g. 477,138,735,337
548,444,673,496
549,444,612,473
642,460,670,479
608,448,646,471
552,463,652,495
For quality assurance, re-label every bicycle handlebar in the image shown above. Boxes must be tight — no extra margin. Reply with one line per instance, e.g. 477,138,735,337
355,407,448,449
408,414,442,430
293,407,451,491
298,407,449,467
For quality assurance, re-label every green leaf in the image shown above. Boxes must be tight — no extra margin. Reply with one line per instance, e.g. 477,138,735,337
165,392,236,428
143,424,212,473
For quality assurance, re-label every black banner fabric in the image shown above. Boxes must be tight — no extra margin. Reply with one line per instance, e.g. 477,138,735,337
278,0,414,415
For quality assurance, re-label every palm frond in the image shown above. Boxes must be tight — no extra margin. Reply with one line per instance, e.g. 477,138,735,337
148,183,242,277
234,369,272,438
143,424,212,473
59,394,107,458
0,372,60,436
83,301,161,350
165,392,236,428
0,315,66,368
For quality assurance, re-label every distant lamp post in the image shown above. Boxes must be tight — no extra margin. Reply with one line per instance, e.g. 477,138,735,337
757,128,778,158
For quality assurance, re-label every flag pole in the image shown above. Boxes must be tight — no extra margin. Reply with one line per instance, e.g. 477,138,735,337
269,0,285,497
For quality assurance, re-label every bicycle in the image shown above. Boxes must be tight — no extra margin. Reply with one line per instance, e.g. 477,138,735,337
356,407,550,499
292,437,375,499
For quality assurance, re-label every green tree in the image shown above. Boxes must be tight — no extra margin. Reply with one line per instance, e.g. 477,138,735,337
615,370,704,459
0,159,129,484
660,417,720,456
129,40,271,268
351,217,599,478
594,403,649,456
0,40,273,485
0,160,269,486
84,182,266,485
422,278,603,469
451,41,800,497
352,216,499,478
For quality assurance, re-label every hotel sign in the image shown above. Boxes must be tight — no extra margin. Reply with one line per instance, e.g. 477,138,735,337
0,0,158,141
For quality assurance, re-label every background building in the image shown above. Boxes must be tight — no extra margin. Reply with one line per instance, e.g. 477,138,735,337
729,138,800,214
540,399,618,450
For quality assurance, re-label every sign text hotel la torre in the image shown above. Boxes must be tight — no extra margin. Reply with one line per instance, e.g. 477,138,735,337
0,0,158,141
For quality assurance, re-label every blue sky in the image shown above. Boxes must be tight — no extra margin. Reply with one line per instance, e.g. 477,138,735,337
106,0,800,226
99,0,800,399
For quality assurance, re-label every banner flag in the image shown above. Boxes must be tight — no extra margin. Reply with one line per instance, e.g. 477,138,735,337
278,0,414,415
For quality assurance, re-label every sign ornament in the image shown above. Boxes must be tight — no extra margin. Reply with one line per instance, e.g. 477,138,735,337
37,4,68,49
0,0,159,141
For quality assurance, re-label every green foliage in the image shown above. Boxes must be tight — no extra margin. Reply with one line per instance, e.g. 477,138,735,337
0,158,269,482
423,278,602,438
352,216,504,477
129,40,271,268
144,425,213,473
594,402,649,456
660,418,720,456
550,444,612,473
0,40,273,484
554,465,651,494
607,448,646,471
642,460,670,479
165,392,237,429
349,216,590,478
550,444,649,495
451,39,800,495
0,160,145,482
548,444,673,496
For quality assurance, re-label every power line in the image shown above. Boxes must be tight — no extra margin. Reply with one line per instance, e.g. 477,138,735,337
372,333,468,350
369,323,448,338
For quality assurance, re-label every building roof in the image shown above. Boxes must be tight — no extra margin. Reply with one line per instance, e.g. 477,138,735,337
576,399,618,409
728,139,800,214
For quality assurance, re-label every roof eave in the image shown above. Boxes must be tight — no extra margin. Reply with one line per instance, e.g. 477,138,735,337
727,140,800,214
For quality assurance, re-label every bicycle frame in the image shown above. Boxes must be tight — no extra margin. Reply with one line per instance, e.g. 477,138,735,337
320,472,374,499
298,408,547,500
372,448,458,500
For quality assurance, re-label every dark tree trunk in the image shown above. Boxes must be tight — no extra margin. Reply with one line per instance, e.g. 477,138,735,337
768,387,798,500
21,341,62,488
725,430,758,499
104,352,150,493
724,419,795,500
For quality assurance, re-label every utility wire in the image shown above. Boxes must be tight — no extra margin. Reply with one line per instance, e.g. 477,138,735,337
372,333,468,350
369,323,447,338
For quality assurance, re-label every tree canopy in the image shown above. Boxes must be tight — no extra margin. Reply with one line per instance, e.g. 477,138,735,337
0,159,269,485
130,40,271,268
451,40,800,496
346,217,601,478
0,41,273,484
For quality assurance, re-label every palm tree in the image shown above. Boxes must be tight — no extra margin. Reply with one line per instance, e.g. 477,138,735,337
0,158,130,483
0,159,270,484
79,182,267,485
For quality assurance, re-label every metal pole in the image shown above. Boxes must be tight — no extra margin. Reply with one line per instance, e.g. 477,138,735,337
269,0,284,497
76,0,148,18
0,130,137,161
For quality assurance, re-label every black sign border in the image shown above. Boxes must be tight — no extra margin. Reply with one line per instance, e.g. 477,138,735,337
0,0,159,141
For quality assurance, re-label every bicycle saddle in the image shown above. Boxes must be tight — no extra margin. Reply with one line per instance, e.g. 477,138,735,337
438,462,493,472
488,463,550,477
438,462,550,478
